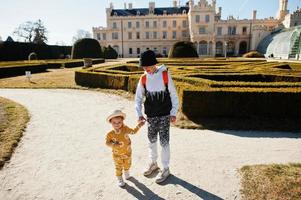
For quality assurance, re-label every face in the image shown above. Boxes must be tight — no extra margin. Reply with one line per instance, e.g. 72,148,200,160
142,65,156,74
110,116,124,130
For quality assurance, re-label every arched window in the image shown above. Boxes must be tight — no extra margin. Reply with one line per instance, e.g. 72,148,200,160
239,41,248,55
216,41,223,56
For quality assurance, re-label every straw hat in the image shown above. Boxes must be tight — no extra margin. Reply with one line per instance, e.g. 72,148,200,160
106,110,126,123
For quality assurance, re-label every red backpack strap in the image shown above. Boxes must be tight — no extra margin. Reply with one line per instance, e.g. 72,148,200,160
162,70,168,86
140,74,147,90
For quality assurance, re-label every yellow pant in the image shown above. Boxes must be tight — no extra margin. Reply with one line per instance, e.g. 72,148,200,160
113,154,132,176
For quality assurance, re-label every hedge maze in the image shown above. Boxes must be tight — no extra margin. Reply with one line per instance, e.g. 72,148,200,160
75,59,301,131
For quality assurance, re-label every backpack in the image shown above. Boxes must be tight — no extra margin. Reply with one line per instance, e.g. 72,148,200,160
140,70,168,91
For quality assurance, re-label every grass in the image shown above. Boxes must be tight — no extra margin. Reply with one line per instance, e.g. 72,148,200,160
0,97,30,169
240,163,301,200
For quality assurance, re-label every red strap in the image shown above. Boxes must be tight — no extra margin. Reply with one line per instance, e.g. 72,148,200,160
162,70,168,85
141,74,147,86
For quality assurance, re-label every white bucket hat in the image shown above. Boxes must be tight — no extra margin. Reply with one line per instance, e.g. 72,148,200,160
106,110,126,123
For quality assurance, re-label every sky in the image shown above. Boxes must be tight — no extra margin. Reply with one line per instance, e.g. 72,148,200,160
0,0,300,45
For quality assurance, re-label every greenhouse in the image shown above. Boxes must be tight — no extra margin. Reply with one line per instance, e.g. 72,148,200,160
257,25,301,60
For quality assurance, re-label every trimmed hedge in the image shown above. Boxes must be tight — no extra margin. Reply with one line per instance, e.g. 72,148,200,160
0,64,48,78
181,89,301,118
168,41,198,58
104,45,118,59
0,41,71,61
71,38,103,59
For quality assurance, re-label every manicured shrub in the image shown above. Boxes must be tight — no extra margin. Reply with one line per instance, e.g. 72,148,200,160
28,52,38,60
243,51,265,58
103,45,118,59
168,41,198,58
71,38,103,59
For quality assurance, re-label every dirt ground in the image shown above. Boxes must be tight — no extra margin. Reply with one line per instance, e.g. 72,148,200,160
0,89,300,200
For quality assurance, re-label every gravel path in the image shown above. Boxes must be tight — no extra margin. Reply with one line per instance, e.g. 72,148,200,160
0,89,300,200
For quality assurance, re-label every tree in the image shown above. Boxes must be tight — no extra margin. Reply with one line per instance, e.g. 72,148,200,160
13,19,48,44
72,29,92,43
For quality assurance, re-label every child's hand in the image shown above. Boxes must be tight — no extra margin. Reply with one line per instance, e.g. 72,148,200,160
138,120,145,127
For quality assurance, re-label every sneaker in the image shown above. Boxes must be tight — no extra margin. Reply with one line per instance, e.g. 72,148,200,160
124,170,132,180
155,168,170,183
117,176,125,187
143,162,159,176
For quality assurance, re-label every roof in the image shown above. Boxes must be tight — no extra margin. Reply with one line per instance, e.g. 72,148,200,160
110,7,189,16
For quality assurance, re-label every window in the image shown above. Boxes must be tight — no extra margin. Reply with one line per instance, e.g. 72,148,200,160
128,32,132,40
145,21,149,28
153,31,157,39
153,21,157,28
136,32,140,39
113,22,117,29
228,26,236,35
163,31,167,39
112,32,118,40
242,27,247,35
102,33,106,40
205,15,210,23
199,27,206,34
163,47,167,55
182,20,187,28
163,21,167,28
182,30,187,37
128,21,132,28
172,31,177,39
129,48,132,55
173,20,177,28
137,48,140,54
217,27,222,36
195,15,200,23
146,32,150,39
97,33,101,40
136,21,140,28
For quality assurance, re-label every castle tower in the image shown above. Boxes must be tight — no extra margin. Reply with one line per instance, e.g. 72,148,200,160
277,0,289,20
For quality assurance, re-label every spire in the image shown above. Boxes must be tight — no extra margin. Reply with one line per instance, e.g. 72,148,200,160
277,0,289,20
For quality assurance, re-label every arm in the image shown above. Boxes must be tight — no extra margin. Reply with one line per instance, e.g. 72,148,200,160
105,133,119,148
124,124,143,135
135,76,146,118
167,71,179,118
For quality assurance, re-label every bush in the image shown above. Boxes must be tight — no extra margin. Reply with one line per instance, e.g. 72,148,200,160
28,52,38,60
71,38,103,59
168,41,198,58
243,51,265,58
103,45,118,59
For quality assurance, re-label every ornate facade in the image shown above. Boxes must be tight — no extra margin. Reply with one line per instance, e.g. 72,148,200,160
93,0,295,58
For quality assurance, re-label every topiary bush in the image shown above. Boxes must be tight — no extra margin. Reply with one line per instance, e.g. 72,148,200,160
28,52,38,60
243,51,265,58
168,41,198,58
71,38,103,59
103,45,118,59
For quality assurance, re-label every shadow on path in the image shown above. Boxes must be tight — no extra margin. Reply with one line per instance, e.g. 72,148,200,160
125,177,164,200
159,174,224,200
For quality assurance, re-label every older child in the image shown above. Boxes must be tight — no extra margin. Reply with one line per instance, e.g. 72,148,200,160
105,110,145,187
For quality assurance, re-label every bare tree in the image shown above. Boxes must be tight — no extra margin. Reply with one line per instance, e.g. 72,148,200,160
72,29,92,43
13,19,48,44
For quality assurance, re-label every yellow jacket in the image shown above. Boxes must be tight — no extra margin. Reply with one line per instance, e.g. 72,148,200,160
106,124,141,156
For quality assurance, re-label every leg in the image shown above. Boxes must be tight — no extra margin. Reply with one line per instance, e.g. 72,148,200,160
158,115,170,169
147,117,159,163
113,156,123,177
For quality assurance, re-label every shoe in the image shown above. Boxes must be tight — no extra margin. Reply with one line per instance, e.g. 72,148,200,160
143,162,159,176
117,176,125,187
155,168,170,183
124,170,132,180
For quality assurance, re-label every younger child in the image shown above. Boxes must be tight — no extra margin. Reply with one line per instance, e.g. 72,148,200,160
105,110,145,187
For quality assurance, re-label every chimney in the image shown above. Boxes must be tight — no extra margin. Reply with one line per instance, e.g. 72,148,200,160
173,0,177,7
129,3,133,9
124,3,127,9
252,10,257,20
109,2,114,9
218,7,222,15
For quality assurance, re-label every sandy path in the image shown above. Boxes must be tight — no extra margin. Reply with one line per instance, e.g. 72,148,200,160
0,89,300,200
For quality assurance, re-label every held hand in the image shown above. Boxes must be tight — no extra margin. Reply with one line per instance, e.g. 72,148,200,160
138,120,145,127
170,116,177,124
138,116,146,123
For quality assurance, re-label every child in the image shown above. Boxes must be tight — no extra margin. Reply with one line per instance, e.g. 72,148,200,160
105,110,145,187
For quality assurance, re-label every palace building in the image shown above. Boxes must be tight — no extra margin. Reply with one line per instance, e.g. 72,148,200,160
93,0,301,58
